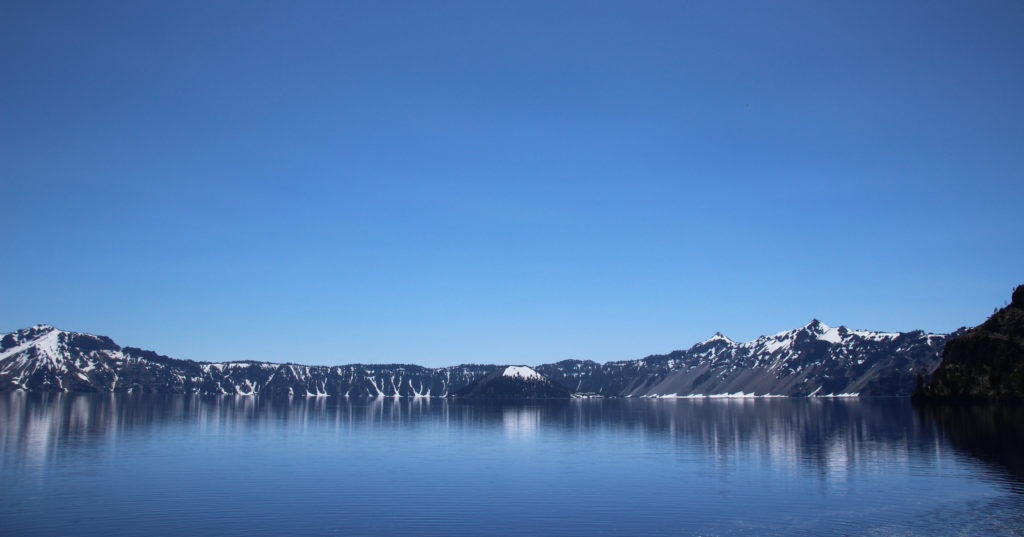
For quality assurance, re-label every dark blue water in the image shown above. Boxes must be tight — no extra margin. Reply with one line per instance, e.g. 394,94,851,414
1,394,1022,536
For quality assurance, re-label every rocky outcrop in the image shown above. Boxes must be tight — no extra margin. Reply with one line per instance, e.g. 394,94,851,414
916,285,1024,399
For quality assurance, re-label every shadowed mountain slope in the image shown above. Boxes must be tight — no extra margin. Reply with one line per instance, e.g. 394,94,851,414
916,285,1024,399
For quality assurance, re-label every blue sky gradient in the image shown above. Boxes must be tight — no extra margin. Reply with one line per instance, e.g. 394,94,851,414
2,1,1022,366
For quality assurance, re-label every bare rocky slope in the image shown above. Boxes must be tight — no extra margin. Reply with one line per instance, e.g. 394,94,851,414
538,320,951,397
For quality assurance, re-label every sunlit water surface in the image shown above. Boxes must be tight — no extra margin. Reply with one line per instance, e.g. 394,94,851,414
1,394,1022,536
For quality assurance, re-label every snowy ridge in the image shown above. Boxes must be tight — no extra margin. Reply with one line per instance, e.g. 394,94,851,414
537,320,952,398
0,325,494,397
698,332,735,345
2,321,953,397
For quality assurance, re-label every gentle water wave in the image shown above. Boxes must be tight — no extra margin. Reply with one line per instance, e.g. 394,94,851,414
1,394,1021,536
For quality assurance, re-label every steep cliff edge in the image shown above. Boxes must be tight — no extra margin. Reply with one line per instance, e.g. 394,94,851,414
916,285,1024,399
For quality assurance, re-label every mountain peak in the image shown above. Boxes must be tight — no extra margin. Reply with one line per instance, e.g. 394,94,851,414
21,324,59,336
698,332,734,345
803,319,830,332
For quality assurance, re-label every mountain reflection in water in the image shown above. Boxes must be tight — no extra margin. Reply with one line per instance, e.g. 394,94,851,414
1,393,1021,537
917,402,1024,492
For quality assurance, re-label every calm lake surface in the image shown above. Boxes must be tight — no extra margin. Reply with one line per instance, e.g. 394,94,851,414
1,394,1022,537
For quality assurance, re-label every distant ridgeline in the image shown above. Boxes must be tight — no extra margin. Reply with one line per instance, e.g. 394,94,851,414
916,285,1024,399
1,318,953,398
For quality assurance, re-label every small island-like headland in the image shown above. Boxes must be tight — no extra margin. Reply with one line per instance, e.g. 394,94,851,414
453,366,574,399
915,285,1024,400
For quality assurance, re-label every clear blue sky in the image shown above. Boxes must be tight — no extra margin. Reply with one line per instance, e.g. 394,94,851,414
2,1,1021,367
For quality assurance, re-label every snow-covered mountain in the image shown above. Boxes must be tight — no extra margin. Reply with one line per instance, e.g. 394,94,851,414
1,322,952,397
537,320,952,397
453,366,573,398
0,324,493,396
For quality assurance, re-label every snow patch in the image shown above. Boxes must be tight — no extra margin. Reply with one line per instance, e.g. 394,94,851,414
645,392,786,399
698,332,734,345
848,329,900,341
707,392,781,399
502,366,542,380
818,326,843,344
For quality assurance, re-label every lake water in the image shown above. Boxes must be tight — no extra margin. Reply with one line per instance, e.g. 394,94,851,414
1,394,1022,537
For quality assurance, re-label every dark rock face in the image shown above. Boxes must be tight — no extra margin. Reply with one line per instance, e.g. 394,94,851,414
1,320,950,397
916,285,1024,399
453,366,573,399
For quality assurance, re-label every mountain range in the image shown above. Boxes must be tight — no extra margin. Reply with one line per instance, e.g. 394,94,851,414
0,320,952,397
